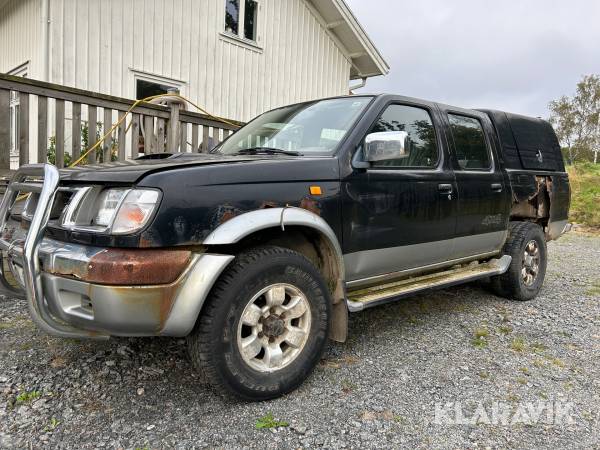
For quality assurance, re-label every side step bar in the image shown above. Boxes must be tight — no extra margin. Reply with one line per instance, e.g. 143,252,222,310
346,255,512,312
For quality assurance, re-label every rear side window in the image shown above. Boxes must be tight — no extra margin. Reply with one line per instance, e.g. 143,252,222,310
369,104,439,168
448,114,491,170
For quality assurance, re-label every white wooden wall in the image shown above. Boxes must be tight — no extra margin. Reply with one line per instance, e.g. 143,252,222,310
48,0,352,122
0,0,41,77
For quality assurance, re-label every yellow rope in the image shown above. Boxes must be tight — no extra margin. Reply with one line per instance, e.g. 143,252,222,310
69,93,238,167
14,94,237,202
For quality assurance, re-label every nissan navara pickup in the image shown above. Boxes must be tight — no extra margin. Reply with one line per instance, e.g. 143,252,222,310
0,95,570,400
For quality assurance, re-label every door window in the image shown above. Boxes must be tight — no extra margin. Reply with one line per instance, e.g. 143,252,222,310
448,114,491,170
368,104,439,168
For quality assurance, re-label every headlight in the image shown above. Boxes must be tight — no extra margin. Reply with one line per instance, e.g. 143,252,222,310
61,187,161,235
111,189,160,234
93,188,129,227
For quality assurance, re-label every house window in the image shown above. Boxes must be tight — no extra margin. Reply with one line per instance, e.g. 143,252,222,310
136,79,178,100
7,62,28,156
244,0,258,40
224,0,258,42
225,0,240,35
9,92,20,157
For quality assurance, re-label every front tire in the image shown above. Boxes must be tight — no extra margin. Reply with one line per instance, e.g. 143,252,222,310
187,246,331,401
491,221,547,301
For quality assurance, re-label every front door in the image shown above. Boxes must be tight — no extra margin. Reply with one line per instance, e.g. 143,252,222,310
441,109,512,259
342,102,458,283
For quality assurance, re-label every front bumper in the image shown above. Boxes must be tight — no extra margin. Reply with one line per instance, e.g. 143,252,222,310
37,251,233,337
0,164,233,339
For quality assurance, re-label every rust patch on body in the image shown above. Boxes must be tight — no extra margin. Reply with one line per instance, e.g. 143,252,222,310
49,248,191,286
260,201,278,209
299,197,321,216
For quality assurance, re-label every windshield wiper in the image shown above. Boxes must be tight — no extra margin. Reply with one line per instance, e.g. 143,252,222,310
234,147,301,156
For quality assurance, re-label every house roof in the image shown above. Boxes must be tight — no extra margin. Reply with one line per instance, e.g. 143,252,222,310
306,0,390,80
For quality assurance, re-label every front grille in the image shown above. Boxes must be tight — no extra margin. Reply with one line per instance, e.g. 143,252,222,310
18,187,83,226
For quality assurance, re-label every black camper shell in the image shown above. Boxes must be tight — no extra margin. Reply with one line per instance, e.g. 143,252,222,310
480,110,565,172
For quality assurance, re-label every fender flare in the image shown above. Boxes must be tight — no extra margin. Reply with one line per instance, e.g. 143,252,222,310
202,207,348,342
203,207,345,280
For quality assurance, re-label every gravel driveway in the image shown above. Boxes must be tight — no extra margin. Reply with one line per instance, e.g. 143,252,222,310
1,232,599,449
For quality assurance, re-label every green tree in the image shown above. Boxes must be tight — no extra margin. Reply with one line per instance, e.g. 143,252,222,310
549,74,600,164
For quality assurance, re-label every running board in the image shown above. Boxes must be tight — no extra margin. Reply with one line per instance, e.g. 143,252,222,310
346,255,512,312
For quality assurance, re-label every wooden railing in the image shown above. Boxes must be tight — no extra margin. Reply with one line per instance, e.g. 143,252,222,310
0,74,243,171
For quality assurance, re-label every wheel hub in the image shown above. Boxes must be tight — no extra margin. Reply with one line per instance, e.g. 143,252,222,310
237,283,312,372
521,240,540,286
262,314,285,338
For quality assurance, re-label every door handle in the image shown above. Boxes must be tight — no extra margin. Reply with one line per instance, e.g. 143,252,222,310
438,184,453,194
491,183,503,193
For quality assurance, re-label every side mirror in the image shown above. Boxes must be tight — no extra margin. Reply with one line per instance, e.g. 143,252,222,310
364,131,410,162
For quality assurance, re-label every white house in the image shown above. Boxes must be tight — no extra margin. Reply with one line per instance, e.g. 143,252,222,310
0,0,388,165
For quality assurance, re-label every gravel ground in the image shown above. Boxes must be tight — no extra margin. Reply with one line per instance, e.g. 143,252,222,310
0,232,599,449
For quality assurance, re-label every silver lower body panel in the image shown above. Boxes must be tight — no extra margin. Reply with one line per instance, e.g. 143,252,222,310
39,252,234,337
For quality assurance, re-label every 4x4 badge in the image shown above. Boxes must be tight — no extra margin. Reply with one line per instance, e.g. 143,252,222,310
536,149,544,163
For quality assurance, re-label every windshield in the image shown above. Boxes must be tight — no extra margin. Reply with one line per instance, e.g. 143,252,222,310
215,97,373,156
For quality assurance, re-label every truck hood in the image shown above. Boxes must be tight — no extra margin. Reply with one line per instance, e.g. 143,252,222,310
59,153,296,184
59,153,340,185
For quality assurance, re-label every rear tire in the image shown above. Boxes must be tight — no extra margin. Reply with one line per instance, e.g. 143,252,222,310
491,221,547,301
187,245,331,401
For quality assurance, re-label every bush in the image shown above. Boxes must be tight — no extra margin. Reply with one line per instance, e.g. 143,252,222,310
46,121,118,166
567,163,600,228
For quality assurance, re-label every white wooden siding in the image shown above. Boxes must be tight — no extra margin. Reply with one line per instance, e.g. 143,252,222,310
48,0,351,122
0,0,41,76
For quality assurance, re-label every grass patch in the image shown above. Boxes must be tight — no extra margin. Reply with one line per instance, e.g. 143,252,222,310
406,315,420,325
472,327,489,348
472,337,488,348
498,325,513,335
531,342,548,354
474,327,489,339
341,379,357,393
516,377,528,385
506,392,520,403
586,280,600,297
393,414,406,424
533,359,545,368
510,337,526,352
44,418,60,432
255,413,289,429
0,316,33,330
16,390,41,405
567,163,600,228
549,357,566,368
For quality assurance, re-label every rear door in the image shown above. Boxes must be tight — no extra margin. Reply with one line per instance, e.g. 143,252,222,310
439,107,511,259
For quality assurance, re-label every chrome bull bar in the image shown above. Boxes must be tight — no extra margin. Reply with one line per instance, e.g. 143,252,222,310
0,164,108,339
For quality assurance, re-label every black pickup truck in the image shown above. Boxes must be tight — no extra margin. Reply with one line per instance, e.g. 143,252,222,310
0,94,570,400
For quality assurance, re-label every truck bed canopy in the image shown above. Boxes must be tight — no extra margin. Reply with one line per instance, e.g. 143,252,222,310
481,110,565,172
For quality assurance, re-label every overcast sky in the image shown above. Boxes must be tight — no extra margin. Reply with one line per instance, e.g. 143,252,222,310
345,0,600,118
